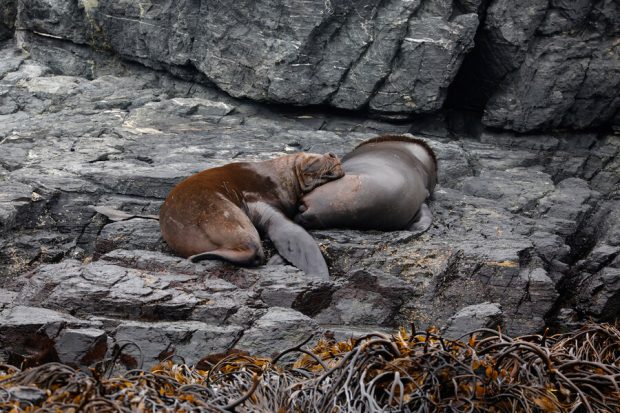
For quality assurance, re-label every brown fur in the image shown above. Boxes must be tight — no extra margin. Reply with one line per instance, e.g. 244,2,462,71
159,152,343,270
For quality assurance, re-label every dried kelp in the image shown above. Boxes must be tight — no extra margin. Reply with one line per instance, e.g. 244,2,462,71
1,323,619,412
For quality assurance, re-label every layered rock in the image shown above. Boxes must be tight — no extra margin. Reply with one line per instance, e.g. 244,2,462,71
16,0,479,118
0,39,618,367
13,0,619,131
451,0,620,131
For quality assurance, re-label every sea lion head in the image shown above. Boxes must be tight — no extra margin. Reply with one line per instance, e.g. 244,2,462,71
295,152,344,193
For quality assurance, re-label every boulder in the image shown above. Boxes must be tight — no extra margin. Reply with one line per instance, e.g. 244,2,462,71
55,327,108,366
442,302,504,339
0,305,102,366
235,307,319,357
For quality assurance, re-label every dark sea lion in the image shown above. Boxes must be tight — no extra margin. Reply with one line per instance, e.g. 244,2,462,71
159,152,344,277
295,135,437,232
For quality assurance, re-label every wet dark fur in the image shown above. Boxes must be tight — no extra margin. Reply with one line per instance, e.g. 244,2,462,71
351,134,438,172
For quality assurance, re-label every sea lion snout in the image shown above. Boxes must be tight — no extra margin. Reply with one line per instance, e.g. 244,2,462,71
321,153,344,179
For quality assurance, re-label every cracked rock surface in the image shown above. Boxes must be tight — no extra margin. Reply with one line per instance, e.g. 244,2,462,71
16,0,479,119
13,0,618,131
450,0,620,132
0,38,619,368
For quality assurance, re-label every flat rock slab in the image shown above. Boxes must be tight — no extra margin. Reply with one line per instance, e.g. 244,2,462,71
0,40,619,368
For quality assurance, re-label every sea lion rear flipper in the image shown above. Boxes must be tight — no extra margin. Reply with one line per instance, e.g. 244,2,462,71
189,248,261,266
248,202,329,278
408,203,432,234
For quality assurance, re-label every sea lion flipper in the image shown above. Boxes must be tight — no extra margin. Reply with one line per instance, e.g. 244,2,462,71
268,221,329,278
249,202,329,278
408,203,432,234
189,248,261,266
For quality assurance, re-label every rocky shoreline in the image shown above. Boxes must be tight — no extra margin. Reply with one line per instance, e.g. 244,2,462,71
0,0,618,368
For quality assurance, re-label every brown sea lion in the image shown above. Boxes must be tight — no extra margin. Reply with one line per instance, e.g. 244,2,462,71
295,135,437,232
159,152,344,277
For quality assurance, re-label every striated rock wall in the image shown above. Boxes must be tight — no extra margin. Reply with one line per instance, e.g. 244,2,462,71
11,0,618,132
453,0,620,132
0,0,16,40
16,0,480,118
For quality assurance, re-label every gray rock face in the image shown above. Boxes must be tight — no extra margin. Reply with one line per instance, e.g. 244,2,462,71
574,199,620,321
13,0,619,131
0,38,619,367
55,328,108,366
442,302,503,339
452,0,620,132
235,307,319,357
0,305,103,366
16,0,479,118
0,0,16,40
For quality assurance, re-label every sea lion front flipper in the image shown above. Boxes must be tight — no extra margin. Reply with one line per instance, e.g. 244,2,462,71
408,203,432,234
248,202,329,278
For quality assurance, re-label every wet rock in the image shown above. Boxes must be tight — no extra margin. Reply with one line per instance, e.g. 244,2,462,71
516,267,559,333
575,201,620,321
0,182,34,233
55,328,108,366
442,302,504,339
0,288,16,308
452,0,620,132
255,266,335,315
313,270,414,326
17,259,200,321
0,305,101,366
112,320,243,368
95,218,166,257
235,307,319,357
